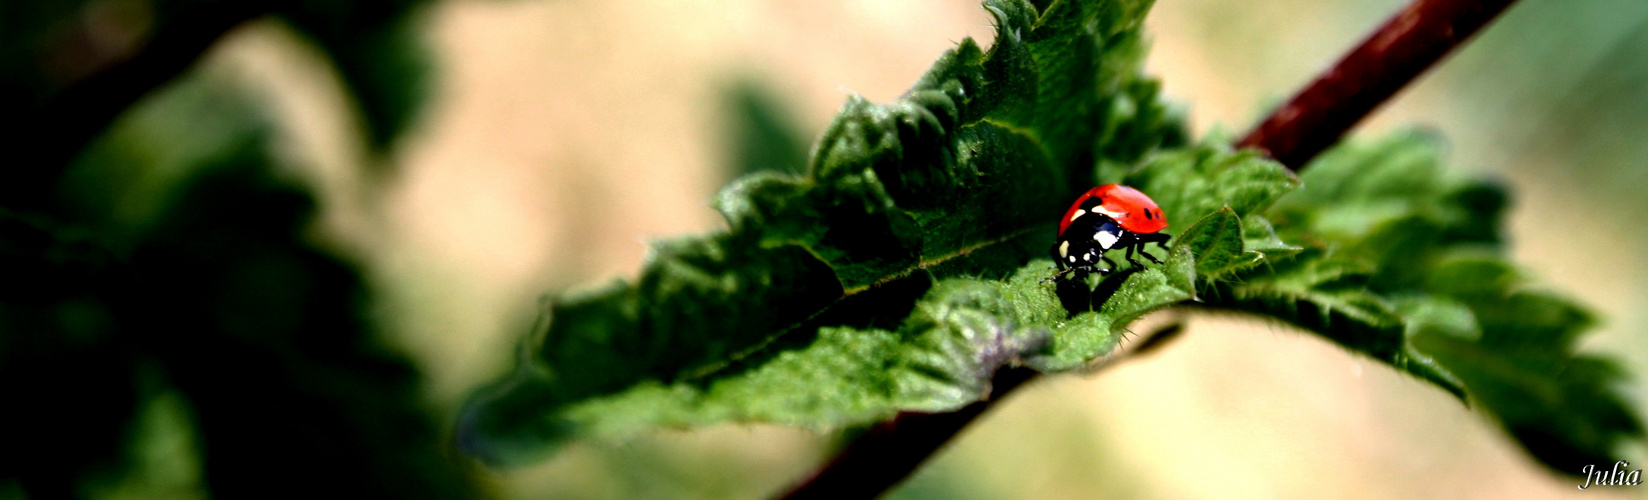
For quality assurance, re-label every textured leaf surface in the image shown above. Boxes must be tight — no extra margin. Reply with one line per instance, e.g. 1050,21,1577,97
460,0,1194,465
1210,131,1643,473
459,136,1295,464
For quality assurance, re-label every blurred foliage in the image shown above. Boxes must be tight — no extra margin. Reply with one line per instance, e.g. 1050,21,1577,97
0,0,429,200
1,0,458,493
1436,2,1648,473
0,38,474,500
1513,6,1648,202
1202,132,1644,471
0,0,100,105
0,209,135,498
723,80,811,179
1441,0,1648,177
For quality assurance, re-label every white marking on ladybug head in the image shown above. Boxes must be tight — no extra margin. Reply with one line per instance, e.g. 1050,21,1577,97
1083,253,1091,262
1094,230,1120,249
1059,240,1070,258
1069,255,1078,263
1069,209,1086,222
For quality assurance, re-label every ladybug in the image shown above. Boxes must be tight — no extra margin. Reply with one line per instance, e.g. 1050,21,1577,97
1049,184,1171,281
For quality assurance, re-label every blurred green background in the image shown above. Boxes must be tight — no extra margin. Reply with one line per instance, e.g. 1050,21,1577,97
2,0,1645,498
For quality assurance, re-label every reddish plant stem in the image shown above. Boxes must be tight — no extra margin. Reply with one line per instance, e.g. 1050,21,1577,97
776,0,1520,498
777,367,1038,500
1237,0,1518,170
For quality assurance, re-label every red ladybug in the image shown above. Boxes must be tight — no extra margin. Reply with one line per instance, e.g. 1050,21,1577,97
1050,184,1171,280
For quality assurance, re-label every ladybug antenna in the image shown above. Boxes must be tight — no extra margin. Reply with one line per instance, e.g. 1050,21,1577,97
1039,266,1082,285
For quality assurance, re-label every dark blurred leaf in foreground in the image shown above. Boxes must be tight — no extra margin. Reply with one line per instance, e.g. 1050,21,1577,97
0,210,137,497
2,68,477,496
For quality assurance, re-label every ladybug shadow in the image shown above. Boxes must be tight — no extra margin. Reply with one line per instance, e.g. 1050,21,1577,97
1052,267,1140,317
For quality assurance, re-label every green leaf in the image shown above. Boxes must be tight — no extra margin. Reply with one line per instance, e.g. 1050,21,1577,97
465,254,1209,463
1172,208,1249,280
460,136,1289,464
1208,255,1467,398
1214,132,1642,474
489,269,1057,445
1240,214,1303,262
1109,144,1302,281
460,0,1192,465
1033,241,1199,371
1116,146,1301,227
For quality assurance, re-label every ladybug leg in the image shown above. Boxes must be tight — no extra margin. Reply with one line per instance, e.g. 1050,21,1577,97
1149,232,1173,249
1141,251,1163,265
1137,233,1169,264
1133,243,1164,265
1099,254,1117,273
1116,233,1155,268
